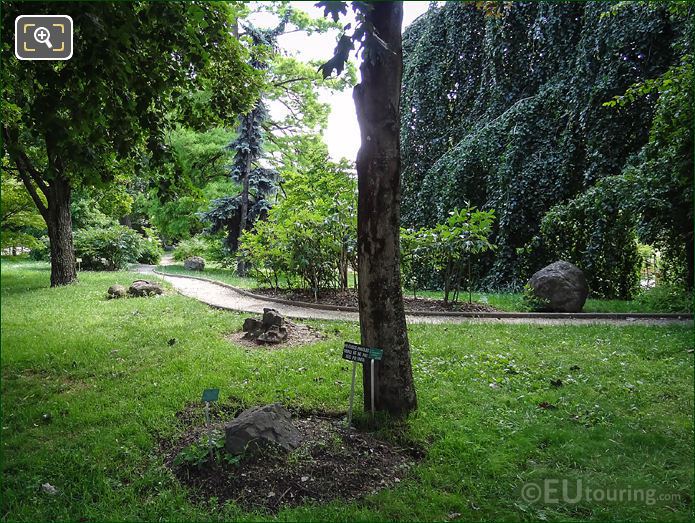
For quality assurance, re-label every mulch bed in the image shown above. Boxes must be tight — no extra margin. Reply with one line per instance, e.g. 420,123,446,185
226,320,327,349
161,403,424,513
251,288,498,313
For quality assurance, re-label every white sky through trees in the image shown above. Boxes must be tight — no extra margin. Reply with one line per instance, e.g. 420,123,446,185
250,1,433,163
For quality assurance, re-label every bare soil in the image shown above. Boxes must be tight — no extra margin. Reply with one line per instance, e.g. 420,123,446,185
161,403,424,513
251,288,498,313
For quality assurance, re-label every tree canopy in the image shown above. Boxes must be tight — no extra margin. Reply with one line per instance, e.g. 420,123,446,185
2,1,261,284
400,1,692,297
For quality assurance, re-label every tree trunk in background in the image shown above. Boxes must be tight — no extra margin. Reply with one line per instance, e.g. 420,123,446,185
236,155,251,276
46,176,77,286
353,1,417,416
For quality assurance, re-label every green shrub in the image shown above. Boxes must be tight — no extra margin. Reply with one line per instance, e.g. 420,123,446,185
400,204,496,304
635,284,693,313
74,225,144,270
29,236,51,261
238,162,357,293
137,239,162,264
173,236,212,262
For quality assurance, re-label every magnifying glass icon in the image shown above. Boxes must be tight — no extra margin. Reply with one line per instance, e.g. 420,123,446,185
33,26,52,49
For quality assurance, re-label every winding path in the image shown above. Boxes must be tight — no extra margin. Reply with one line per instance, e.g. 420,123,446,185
131,264,692,326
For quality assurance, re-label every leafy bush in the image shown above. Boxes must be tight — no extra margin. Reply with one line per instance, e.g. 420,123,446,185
400,204,496,304
29,236,51,261
135,227,163,264
173,236,212,262
635,284,693,313
239,156,356,294
74,225,145,270
137,239,162,264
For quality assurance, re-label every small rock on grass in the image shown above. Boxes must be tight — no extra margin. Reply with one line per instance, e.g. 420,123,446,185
128,280,163,297
41,483,58,495
107,284,127,299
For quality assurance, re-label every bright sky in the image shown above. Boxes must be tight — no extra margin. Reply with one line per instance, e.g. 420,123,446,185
252,1,433,162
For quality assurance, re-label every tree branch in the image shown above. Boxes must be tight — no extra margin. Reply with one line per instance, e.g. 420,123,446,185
2,127,49,220
272,76,312,88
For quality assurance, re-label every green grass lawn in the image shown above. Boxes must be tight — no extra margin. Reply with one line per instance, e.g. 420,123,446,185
2,259,693,521
156,263,682,314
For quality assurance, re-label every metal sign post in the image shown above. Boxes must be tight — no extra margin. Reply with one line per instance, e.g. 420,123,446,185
346,361,357,428
342,343,383,427
201,388,219,462
370,359,375,417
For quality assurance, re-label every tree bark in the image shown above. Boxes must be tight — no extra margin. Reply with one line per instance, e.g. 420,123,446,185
3,127,77,286
353,1,417,416
46,176,77,286
236,153,252,276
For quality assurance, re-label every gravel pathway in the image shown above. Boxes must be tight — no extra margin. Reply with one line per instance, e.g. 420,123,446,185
132,265,692,326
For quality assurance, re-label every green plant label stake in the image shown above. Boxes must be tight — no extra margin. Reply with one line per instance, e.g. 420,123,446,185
342,343,383,427
201,388,219,462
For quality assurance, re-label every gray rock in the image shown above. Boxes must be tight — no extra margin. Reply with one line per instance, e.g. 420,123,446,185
528,260,588,312
128,280,164,297
241,310,288,344
256,324,288,344
184,256,205,271
224,403,301,456
41,483,58,495
107,284,127,299
242,317,263,334
262,308,285,328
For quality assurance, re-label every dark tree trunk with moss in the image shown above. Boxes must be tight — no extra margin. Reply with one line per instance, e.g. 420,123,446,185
353,1,417,416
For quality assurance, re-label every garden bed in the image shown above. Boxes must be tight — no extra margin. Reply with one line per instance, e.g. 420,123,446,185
161,403,423,512
250,288,498,313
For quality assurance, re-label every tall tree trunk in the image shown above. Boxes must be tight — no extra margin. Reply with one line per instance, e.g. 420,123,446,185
353,1,417,416
3,127,77,287
236,153,252,276
46,177,77,286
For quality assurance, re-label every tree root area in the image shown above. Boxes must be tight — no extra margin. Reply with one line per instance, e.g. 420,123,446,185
161,406,423,513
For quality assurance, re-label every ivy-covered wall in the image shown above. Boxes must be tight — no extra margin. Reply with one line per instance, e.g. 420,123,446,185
401,1,688,296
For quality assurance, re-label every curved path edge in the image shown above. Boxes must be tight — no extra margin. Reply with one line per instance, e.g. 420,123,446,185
140,267,693,326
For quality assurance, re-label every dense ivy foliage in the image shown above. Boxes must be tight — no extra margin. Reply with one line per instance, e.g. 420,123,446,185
401,2,691,296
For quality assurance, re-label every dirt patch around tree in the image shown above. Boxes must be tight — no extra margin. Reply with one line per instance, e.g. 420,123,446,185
251,287,498,313
160,403,424,513
226,320,327,348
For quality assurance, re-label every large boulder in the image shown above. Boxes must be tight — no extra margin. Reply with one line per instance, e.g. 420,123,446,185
528,261,588,312
128,280,164,297
184,256,205,271
107,284,127,299
224,403,301,456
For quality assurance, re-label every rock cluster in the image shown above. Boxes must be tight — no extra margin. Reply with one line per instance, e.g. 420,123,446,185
107,280,164,299
242,308,288,344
